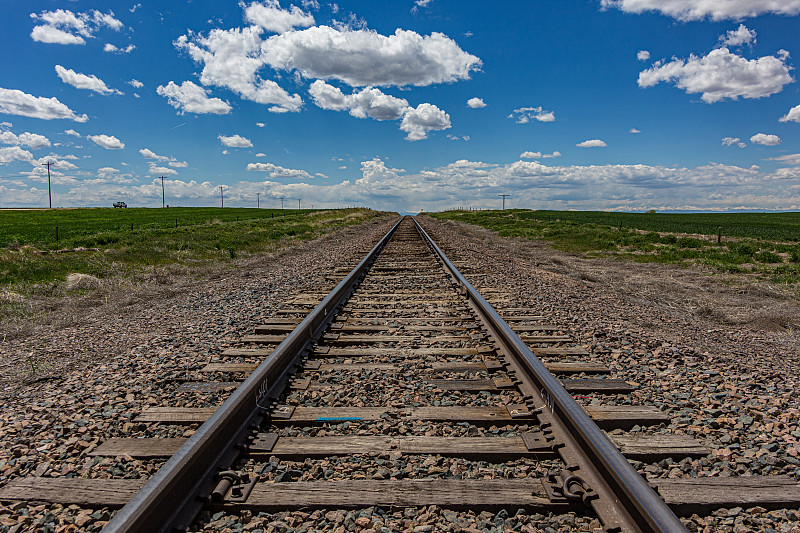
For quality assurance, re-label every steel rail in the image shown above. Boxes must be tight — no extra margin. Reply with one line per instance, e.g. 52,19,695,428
103,216,403,533
412,217,687,533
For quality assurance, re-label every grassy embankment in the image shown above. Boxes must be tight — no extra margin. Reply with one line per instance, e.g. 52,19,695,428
0,207,385,290
430,210,800,284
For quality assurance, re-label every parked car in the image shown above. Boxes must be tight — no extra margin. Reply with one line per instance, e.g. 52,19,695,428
113,201,127,208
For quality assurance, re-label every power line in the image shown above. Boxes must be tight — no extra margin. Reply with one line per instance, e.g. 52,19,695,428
42,161,52,209
498,193,510,210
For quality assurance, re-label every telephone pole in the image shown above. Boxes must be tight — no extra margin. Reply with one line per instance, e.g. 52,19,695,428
160,176,166,208
297,198,301,209
219,185,224,208
257,192,260,208
279,196,284,209
498,193,510,210
42,161,52,208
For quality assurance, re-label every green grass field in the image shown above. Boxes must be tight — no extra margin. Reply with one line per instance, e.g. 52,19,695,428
0,207,312,247
0,207,384,288
430,209,800,285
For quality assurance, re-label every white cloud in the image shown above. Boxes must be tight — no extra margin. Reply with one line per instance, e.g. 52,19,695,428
128,79,143,89
30,9,123,45
766,153,800,165
637,50,650,61
0,146,34,165
256,152,267,157
259,26,481,87
638,48,793,103
520,150,560,159
576,139,607,147
55,65,122,95
88,134,124,150
750,133,781,146
508,106,555,123
64,129,81,137
399,103,451,141
256,122,266,127
168,160,188,168
156,81,232,115
174,27,302,113
0,87,88,122
246,161,312,179
467,97,486,108
309,81,409,120
629,128,641,133
147,164,178,176
720,24,756,47
219,134,253,147
600,0,800,21
243,0,315,34
140,148,170,161
779,104,800,123
301,0,320,10
104,43,135,53
722,136,746,148
0,131,51,149
97,166,119,174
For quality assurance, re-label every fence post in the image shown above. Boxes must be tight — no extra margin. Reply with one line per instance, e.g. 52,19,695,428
55,225,58,242
175,218,178,228
718,227,722,244
131,223,134,231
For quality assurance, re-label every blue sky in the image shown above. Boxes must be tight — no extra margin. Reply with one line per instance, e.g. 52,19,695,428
1,0,800,212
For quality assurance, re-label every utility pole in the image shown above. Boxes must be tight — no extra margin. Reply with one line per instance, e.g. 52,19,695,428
257,192,260,209
297,198,301,209
42,161,52,208
219,185,224,208
279,196,284,209
498,193,510,210
160,176,166,208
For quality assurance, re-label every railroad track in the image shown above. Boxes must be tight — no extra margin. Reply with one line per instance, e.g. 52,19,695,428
2,215,799,532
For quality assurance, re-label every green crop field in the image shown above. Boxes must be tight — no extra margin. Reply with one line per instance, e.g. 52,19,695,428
0,207,385,288
430,209,800,285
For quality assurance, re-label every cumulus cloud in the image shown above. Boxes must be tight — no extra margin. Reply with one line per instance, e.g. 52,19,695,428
309,80,448,140
508,106,555,123
104,43,135,53
600,0,800,21
243,0,315,34
0,131,51,149
309,81,409,120
637,50,650,61
576,139,607,147
128,79,143,89
140,148,170,161
638,48,793,103
219,134,253,147
722,137,746,148
259,26,481,87
467,97,486,108
0,146,34,165
400,103,451,141
147,164,178,176
520,151,561,159
246,161,312,179
30,9,122,45
64,129,81,137
779,104,800,123
88,134,124,149
156,81,232,114
750,133,781,146
766,153,800,165
174,27,302,113
0,87,88,122
720,24,756,47
169,160,188,168
55,65,122,95
629,128,641,133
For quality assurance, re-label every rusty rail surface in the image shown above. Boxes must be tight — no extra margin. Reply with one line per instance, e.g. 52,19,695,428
103,218,404,533
413,217,687,532
103,215,686,533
